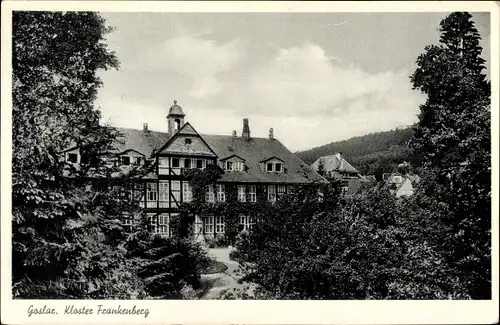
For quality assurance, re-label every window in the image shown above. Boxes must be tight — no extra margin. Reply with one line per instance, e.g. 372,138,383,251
239,215,255,232
185,138,192,145
277,185,286,198
318,188,324,202
249,185,257,202
217,184,226,202
159,157,169,167
67,153,78,163
121,156,131,165
237,185,246,202
196,159,204,169
172,158,180,168
123,213,134,227
235,161,244,171
158,214,170,237
175,119,181,130
268,185,276,202
265,161,284,173
159,182,169,207
147,183,157,202
148,215,157,233
183,182,192,202
171,181,181,204
215,216,225,234
183,158,191,169
205,216,214,234
133,157,142,165
206,185,215,202
226,161,233,171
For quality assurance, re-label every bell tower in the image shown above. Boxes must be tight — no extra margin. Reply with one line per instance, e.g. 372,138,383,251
167,100,185,134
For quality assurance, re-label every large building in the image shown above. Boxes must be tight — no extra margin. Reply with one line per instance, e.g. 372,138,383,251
63,101,326,243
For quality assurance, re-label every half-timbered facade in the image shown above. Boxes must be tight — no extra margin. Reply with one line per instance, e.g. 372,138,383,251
63,101,326,243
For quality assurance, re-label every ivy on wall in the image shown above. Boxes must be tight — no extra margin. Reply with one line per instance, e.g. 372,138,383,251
172,165,341,245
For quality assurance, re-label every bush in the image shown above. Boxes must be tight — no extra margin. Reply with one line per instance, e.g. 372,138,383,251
124,232,210,299
214,234,228,247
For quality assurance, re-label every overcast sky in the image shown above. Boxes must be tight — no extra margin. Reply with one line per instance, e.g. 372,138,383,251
95,12,491,151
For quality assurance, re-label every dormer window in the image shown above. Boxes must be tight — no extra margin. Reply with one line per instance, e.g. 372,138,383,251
265,161,284,173
222,156,245,171
67,153,78,163
121,156,131,165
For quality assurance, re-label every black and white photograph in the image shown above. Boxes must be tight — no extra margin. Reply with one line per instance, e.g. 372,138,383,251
1,1,498,324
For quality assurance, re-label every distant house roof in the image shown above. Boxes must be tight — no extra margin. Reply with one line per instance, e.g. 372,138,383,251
406,174,421,183
310,153,359,174
201,135,327,184
364,175,377,182
395,177,415,197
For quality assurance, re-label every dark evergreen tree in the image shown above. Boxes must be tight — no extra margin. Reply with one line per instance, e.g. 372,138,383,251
409,12,491,299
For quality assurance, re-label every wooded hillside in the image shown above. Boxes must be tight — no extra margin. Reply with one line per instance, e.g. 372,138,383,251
295,127,419,176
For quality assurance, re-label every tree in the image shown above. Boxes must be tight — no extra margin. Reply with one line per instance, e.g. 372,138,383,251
409,12,491,299
11,11,145,298
224,184,467,299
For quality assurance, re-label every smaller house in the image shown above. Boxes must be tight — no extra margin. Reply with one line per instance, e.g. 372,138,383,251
393,177,414,197
384,172,420,197
311,153,362,193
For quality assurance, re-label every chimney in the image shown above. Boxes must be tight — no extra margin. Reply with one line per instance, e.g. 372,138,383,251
269,128,274,140
242,118,250,140
232,130,237,138
143,123,149,132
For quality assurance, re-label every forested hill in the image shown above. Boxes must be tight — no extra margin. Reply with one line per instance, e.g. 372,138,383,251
296,127,419,176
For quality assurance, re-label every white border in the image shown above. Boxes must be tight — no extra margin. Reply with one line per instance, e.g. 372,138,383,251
1,1,499,324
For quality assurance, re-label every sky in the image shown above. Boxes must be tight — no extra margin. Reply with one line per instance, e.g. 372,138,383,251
95,12,491,152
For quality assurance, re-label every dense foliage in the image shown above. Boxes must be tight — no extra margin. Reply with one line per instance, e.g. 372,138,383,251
295,128,417,176
223,184,468,299
12,11,207,299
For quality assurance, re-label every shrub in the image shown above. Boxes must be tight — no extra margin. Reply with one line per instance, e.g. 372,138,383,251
124,232,210,299
214,234,228,247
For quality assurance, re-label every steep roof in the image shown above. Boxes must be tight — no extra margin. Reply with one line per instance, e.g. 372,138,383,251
201,134,327,184
310,153,359,174
61,127,171,158
63,124,325,185
114,127,171,157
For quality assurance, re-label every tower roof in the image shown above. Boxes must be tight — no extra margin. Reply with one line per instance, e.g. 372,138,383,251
168,100,185,116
